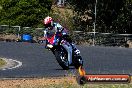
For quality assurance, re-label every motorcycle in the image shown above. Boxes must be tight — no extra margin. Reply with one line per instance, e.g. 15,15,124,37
44,29,83,70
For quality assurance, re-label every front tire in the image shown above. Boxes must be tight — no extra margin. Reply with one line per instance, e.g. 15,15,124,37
73,55,83,69
54,46,69,70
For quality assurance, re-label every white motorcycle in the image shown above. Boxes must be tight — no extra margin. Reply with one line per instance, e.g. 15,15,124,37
44,30,83,70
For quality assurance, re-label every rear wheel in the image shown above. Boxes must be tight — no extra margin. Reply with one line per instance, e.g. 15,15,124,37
54,46,69,70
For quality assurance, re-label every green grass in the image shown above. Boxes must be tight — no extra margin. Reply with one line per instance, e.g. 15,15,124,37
0,58,6,68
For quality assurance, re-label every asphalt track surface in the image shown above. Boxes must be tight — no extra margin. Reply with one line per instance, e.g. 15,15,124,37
0,42,132,78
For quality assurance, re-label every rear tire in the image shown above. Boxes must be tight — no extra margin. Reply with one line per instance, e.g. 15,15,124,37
54,46,69,70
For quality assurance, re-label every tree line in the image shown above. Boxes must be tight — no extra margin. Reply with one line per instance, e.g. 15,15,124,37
0,0,132,34
67,0,132,34
0,0,52,28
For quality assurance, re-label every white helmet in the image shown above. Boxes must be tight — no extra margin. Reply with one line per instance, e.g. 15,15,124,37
43,16,53,27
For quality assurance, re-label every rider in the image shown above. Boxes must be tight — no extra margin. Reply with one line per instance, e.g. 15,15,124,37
43,16,79,54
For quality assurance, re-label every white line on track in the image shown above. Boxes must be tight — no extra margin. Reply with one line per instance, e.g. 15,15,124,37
7,59,22,70
1,58,22,70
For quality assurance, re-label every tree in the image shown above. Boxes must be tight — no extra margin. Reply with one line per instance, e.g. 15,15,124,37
0,0,52,27
67,0,95,31
96,0,126,33
112,0,132,33
67,0,132,33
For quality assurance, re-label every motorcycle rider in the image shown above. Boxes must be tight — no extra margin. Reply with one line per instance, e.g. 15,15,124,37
43,16,80,54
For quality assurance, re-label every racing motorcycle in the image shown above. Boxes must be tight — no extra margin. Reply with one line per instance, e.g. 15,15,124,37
44,29,83,70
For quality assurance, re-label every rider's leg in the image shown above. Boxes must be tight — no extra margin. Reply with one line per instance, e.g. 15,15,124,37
71,43,80,55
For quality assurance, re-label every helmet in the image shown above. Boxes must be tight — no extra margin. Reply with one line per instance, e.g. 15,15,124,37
43,16,53,28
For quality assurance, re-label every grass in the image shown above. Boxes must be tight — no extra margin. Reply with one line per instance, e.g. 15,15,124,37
0,77,132,88
18,82,132,88
0,58,6,68
10,82,132,88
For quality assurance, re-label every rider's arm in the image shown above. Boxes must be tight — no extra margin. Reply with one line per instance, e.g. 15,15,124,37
54,23,68,35
56,24,71,43
54,23,64,32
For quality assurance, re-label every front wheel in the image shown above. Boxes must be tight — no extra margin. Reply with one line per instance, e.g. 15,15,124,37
73,55,83,69
54,46,69,70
